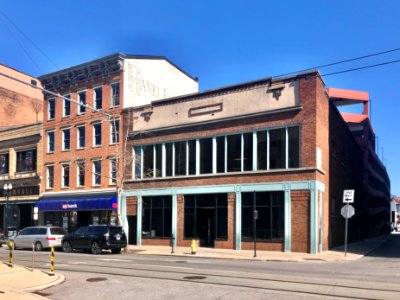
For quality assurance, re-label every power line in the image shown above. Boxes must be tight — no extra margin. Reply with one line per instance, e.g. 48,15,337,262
273,47,400,78
0,11,43,73
0,9,60,70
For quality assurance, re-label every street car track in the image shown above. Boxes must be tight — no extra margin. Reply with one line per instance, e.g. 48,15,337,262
8,252,400,299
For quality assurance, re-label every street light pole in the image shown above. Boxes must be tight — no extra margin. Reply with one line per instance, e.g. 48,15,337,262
3,183,12,238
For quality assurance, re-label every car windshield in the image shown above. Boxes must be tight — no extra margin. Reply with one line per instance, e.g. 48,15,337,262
50,228,67,235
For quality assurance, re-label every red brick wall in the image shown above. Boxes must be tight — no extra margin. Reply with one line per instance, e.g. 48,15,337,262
291,190,310,252
241,241,284,251
42,74,124,193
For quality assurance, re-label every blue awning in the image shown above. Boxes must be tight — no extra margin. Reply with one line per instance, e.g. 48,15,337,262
37,197,118,211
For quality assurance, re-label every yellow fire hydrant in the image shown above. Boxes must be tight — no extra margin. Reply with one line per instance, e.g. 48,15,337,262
191,238,197,255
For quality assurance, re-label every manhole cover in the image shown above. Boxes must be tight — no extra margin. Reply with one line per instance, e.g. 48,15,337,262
183,276,207,280
86,277,108,282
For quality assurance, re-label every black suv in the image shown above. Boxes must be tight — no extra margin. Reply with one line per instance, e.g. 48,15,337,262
62,225,127,254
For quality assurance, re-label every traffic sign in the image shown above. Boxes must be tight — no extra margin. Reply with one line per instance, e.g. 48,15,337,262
341,204,355,219
343,190,355,203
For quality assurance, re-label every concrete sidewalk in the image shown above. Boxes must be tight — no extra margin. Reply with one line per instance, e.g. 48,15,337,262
0,262,64,300
126,235,391,262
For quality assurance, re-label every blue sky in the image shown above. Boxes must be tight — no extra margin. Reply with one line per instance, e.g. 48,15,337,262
1,0,399,195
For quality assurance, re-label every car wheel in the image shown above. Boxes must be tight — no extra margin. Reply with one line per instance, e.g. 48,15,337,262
91,242,102,255
63,241,72,253
35,242,43,252
111,248,121,254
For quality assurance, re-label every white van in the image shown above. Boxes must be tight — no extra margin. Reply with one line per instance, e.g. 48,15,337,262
11,226,67,251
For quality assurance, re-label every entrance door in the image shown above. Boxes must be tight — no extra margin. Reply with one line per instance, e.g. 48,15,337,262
127,216,137,245
197,208,215,247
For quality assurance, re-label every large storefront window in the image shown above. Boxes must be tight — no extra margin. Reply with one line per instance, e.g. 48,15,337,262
241,191,284,241
142,196,172,238
184,194,227,246
134,126,300,179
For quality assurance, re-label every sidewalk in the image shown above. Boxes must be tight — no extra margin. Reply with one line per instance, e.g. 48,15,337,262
0,261,64,300
126,235,392,262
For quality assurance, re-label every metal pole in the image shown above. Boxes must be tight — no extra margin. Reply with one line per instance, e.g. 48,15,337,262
344,202,349,257
253,191,257,258
32,243,35,271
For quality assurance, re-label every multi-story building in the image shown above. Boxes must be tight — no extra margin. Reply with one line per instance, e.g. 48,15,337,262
122,71,389,253
328,88,391,240
0,64,43,127
37,53,198,232
0,123,42,236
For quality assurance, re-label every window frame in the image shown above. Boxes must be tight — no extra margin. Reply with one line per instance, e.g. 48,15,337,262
77,90,86,115
76,161,85,187
16,149,37,173
61,163,70,188
46,165,54,189
109,158,117,185
47,98,55,120
110,82,120,107
0,153,9,175
110,119,120,144
47,130,55,153
93,86,102,110
62,127,71,151
77,125,86,149
63,94,71,117
93,122,102,147
92,160,101,186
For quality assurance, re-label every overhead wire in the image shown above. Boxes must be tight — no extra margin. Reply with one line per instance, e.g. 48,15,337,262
0,9,60,70
273,47,400,78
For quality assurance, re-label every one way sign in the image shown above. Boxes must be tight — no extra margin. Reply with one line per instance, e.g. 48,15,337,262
343,190,355,203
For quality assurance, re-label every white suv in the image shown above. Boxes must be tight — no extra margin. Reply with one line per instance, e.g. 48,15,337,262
11,226,67,251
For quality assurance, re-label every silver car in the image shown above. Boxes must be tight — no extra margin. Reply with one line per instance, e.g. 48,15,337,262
11,226,67,251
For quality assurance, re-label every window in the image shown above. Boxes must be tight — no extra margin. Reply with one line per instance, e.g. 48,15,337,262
111,82,120,107
77,161,85,187
165,143,173,176
134,146,142,179
93,123,102,146
63,94,70,117
227,134,241,172
62,128,70,150
257,131,267,170
94,87,102,109
110,120,119,144
0,153,9,174
243,133,253,171
175,141,186,176
216,136,225,173
143,145,154,178
46,165,54,189
155,144,162,177
188,140,196,175
110,158,117,185
47,131,55,153
199,138,212,174
93,160,101,186
269,128,286,169
78,91,86,114
48,99,55,120
241,191,284,241
142,196,172,238
62,164,70,188
16,149,36,172
77,125,85,149
288,127,300,168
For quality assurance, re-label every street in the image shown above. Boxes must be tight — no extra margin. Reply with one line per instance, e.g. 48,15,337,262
2,234,400,299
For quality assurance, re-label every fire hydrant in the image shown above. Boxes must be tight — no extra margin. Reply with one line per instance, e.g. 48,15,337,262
191,238,197,255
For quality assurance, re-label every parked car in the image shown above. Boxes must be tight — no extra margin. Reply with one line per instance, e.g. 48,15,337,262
62,225,127,254
11,226,67,251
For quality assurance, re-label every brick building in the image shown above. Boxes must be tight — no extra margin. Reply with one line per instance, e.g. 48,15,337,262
122,71,390,253
37,53,198,232
0,64,43,127
0,123,43,236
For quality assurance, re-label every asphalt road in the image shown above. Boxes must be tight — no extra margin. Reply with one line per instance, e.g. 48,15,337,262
2,234,400,299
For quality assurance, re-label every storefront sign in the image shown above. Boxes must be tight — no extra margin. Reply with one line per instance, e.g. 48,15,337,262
0,186,39,197
37,197,118,211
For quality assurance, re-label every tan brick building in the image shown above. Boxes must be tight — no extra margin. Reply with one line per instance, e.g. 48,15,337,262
122,71,390,253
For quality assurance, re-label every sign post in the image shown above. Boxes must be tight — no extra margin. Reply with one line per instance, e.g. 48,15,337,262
341,190,355,257
253,191,257,258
